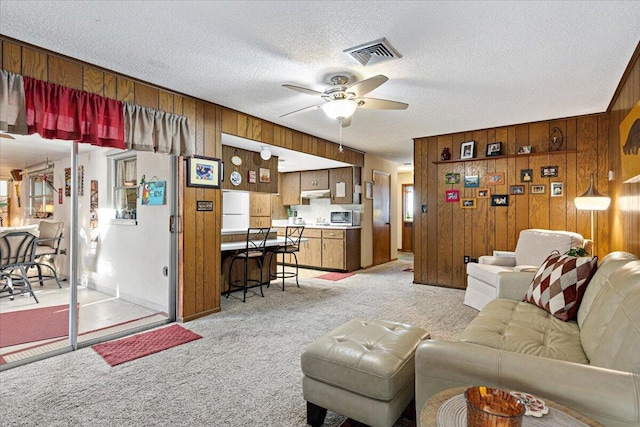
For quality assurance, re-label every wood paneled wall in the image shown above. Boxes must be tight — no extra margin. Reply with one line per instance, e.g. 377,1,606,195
413,115,609,289
221,145,278,193
608,42,640,257
1,36,362,321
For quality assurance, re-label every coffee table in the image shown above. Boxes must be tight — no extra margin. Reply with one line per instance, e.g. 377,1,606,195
420,386,604,427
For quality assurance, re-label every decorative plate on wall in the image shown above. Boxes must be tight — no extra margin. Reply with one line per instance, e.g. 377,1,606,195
231,155,243,166
230,171,242,186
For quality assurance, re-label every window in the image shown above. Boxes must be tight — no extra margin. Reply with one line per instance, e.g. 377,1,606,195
402,184,413,222
113,156,137,219
29,169,54,218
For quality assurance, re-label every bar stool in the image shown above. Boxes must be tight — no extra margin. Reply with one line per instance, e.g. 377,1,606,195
270,226,304,291
227,228,270,302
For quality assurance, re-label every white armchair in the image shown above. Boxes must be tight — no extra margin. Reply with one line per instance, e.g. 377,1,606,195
463,229,589,310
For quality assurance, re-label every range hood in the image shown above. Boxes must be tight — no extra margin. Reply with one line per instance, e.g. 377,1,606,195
300,189,331,199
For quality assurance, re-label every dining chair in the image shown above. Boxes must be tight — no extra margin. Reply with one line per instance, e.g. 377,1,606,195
33,221,65,288
270,226,305,291
226,228,271,302
0,231,40,303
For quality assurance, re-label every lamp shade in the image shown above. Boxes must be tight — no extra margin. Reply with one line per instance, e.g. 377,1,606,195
574,173,611,211
322,99,358,120
260,147,272,160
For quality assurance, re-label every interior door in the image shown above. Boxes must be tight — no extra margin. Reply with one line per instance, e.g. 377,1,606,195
372,170,391,265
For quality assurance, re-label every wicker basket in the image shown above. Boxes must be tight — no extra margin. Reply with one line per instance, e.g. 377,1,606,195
464,386,525,427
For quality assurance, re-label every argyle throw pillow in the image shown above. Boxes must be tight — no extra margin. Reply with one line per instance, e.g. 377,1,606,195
523,253,598,321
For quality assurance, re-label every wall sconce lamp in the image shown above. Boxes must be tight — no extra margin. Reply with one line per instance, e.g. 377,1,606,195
260,146,272,161
574,173,611,249
549,127,564,151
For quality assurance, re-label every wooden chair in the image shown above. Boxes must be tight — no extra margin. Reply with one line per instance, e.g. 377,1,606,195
270,226,305,291
0,231,40,303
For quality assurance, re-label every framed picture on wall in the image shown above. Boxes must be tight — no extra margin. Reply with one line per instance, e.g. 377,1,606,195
464,175,479,188
485,142,502,157
531,185,546,194
365,181,373,199
491,194,509,207
259,168,270,183
445,189,460,202
187,156,221,188
541,166,558,177
460,198,476,209
460,141,475,159
477,188,490,198
520,169,533,182
509,185,525,195
551,182,564,197
486,172,505,186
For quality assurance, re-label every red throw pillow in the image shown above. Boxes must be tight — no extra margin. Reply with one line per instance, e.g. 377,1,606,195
523,254,598,321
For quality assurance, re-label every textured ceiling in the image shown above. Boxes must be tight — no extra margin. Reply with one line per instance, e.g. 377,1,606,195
1,1,639,166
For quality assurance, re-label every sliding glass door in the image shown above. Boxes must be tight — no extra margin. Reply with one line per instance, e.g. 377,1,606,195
0,135,176,369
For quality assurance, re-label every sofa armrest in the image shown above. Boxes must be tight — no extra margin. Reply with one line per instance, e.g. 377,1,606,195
496,271,536,300
478,255,516,267
415,340,640,427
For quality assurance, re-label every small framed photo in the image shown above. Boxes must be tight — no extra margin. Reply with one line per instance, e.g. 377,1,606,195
491,194,509,207
445,189,460,203
445,172,461,184
541,166,558,178
460,198,477,209
486,172,505,186
485,142,502,157
477,188,490,198
551,182,564,197
531,185,546,194
460,140,475,159
259,168,271,183
520,169,533,183
518,145,532,154
464,175,479,188
187,155,222,188
510,185,525,195
365,181,373,199
248,170,257,184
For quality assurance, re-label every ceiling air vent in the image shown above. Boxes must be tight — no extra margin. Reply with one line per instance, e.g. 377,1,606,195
344,38,402,67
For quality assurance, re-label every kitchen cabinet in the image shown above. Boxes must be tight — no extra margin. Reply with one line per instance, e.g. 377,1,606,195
281,172,301,205
321,229,345,270
297,228,322,268
249,192,271,228
300,170,329,191
329,166,361,205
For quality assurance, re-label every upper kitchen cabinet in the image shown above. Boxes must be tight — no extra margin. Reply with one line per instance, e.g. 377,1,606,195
281,171,301,205
300,170,329,191
330,166,361,205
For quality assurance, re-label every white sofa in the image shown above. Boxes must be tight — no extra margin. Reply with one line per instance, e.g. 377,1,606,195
463,229,588,310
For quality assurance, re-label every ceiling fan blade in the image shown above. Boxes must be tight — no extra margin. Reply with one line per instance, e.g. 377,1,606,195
282,84,325,97
0,133,16,140
340,117,352,128
347,75,388,97
279,103,324,118
354,97,408,110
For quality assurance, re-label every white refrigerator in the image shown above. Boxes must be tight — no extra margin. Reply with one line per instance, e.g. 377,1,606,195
222,191,250,230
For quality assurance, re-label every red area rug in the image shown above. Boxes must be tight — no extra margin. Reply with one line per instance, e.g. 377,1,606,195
316,272,355,281
92,324,202,367
0,304,75,347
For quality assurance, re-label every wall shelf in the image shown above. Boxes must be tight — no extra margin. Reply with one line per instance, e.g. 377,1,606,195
432,149,578,164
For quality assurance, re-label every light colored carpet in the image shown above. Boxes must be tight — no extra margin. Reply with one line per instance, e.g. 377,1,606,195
0,259,478,426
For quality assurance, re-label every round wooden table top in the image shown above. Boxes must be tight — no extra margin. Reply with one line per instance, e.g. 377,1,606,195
420,386,604,427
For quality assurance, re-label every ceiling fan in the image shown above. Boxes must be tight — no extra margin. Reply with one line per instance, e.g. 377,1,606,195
280,74,408,127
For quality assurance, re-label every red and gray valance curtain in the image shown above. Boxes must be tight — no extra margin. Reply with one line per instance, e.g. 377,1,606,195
1,70,193,155
0,69,27,134
123,102,193,156
23,76,125,148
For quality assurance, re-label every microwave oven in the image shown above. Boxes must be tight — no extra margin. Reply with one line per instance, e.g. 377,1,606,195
329,211,360,226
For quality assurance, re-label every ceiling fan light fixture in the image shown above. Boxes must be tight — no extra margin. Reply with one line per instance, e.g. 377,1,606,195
322,99,358,120
260,146,272,160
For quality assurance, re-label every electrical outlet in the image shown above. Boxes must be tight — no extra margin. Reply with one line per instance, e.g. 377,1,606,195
464,255,470,264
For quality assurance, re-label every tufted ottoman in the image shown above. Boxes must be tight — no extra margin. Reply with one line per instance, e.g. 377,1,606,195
301,318,430,427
